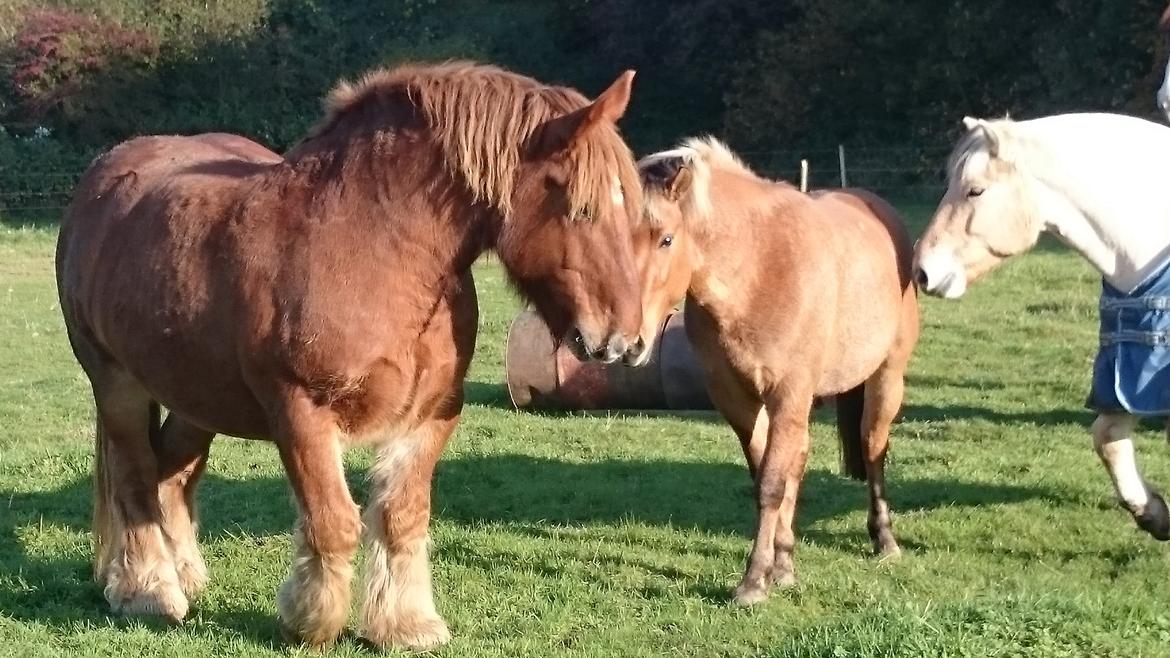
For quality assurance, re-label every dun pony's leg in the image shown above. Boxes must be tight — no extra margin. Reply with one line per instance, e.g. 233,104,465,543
1093,413,1170,540
360,417,456,651
861,365,904,557
153,413,214,597
93,371,188,621
701,359,765,479
734,396,813,606
274,394,361,647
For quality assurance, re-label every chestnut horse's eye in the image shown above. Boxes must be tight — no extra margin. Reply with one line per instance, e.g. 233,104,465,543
967,187,985,198
659,234,674,248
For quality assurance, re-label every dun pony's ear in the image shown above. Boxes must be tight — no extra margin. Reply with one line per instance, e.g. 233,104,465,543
543,70,636,153
641,156,692,201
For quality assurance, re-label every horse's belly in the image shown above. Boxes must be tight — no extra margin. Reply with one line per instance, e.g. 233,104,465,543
819,311,898,391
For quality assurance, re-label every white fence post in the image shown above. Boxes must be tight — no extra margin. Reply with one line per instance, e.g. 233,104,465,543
838,144,848,188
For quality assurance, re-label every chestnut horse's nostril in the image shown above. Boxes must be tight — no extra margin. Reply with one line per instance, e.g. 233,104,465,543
630,335,647,357
601,333,629,363
913,267,929,289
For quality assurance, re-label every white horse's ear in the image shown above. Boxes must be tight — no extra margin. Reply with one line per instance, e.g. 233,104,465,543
963,118,1008,160
979,121,1006,159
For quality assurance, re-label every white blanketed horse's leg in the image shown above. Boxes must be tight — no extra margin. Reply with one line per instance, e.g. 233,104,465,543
1091,413,1170,540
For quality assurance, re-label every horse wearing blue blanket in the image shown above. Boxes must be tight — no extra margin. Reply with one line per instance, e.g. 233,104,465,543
914,112,1170,540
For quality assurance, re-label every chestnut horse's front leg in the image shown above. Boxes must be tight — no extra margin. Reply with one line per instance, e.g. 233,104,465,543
360,415,458,651
1093,413,1170,539
734,393,814,606
273,392,361,648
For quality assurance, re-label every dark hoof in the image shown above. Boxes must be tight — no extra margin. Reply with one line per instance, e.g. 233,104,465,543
1136,492,1170,541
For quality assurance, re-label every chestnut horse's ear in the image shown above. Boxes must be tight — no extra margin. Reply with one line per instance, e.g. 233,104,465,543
543,70,636,152
586,70,636,126
641,156,692,201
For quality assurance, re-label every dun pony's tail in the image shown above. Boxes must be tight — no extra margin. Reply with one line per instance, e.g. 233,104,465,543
835,384,868,481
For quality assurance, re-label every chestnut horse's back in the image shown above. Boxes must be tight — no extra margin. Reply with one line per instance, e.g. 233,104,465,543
57,133,282,433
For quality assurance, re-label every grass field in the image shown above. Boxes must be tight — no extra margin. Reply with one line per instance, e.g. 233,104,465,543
2,206,1169,657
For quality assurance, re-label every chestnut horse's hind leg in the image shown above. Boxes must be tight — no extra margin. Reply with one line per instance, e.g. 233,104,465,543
861,363,905,557
360,416,457,651
273,394,361,648
734,392,814,606
153,413,214,597
91,370,188,622
1093,413,1170,540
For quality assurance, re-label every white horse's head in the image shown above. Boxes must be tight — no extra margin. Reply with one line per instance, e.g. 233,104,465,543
913,117,1049,298
1158,5,1170,120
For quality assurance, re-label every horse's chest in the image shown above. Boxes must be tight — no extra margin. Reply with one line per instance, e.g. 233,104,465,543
281,282,478,439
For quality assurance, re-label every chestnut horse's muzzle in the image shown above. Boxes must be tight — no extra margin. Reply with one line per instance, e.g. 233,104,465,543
567,328,643,364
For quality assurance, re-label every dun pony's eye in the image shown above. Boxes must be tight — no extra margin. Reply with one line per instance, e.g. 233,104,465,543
659,234,674,248
967,187,985,198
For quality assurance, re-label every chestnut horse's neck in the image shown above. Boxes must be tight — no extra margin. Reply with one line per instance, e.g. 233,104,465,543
282,118,499,278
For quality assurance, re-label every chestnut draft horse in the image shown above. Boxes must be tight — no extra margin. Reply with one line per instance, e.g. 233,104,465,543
631,138,919,605
56,62,646,650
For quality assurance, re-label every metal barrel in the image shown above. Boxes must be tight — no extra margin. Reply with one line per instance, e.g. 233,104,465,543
505,309,714,410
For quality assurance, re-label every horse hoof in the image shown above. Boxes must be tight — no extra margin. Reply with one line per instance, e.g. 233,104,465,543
1136,492,1170,541
363,614,452,652
175,557,209,599
276,582,349,649
732,581,770,606
106,579,189,624
874,540,902,560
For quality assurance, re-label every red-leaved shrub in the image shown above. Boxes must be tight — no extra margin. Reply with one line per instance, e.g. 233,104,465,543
3,8,158,142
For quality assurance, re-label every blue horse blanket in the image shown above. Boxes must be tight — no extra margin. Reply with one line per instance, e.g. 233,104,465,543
1089,257,1170,416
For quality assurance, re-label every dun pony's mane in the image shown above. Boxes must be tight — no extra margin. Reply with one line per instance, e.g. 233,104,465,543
639,136,788,227
305,61,641,222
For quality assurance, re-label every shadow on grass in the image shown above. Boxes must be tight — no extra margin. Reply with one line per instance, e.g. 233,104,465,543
0,448,1063,638
900,403,1092,427
468,378,1102,431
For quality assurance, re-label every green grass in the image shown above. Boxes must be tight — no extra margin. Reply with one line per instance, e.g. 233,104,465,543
2,208,1169,657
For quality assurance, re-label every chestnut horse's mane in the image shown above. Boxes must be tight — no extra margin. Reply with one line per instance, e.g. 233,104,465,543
302,60,641,222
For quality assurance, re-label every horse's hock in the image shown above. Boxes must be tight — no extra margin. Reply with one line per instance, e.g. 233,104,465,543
506,309,713,410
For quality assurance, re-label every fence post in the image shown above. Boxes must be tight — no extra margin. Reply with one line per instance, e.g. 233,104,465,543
838,144,848,188
800,159,809,193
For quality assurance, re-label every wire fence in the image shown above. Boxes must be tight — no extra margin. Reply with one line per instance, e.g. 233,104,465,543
0,144,953,223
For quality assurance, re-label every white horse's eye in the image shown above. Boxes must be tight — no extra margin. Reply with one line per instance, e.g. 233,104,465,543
967,187,985,198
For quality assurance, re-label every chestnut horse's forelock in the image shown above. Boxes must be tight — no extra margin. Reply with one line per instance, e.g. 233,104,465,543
307,61,642,223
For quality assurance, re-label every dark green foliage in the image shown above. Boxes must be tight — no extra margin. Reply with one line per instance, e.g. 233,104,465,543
0,0,1166,199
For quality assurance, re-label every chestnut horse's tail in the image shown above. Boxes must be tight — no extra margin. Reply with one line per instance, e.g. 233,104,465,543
92,416,113,580
835,384,867,481
92,399,162,579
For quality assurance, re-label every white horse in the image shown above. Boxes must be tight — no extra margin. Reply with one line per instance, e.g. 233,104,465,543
914,112,1170,541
